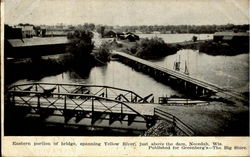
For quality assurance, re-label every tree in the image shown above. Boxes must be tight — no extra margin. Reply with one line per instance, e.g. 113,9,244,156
134,37,177,59
192,36,198,42
67,29,94,66
88,23,95,31
95,42,111,63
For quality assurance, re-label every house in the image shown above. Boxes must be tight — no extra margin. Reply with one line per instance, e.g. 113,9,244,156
116,32,125,40
36,29,46,37
125,34,140,42
14,24,36,38
213,32,249,44
104,30,117,38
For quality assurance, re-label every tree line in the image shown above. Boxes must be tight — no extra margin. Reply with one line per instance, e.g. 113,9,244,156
96,24,249,34
8,22,249,34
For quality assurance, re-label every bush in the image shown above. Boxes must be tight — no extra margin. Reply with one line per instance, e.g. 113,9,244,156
132,37,177,59
192,36,198,42
67,30,94,57
66,30,95,67
95,42,111,63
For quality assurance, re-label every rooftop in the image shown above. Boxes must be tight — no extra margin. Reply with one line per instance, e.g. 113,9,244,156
8,37,69,47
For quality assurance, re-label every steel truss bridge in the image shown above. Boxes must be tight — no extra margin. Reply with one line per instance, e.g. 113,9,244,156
7,83,195,136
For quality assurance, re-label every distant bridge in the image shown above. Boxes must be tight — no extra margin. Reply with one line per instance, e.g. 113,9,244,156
7,83,195,136
111,51,248,104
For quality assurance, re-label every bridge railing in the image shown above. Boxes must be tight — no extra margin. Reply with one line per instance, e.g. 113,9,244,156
8,83,152,103
154,108,195,136
8,90,148,121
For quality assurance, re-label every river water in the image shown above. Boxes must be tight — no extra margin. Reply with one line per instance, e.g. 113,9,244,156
12,33,248,96
149,50,249,93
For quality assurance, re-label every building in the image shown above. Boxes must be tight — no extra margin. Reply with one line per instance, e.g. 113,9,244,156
213,32,249,44
104,30,117,38
5,37,70,58
116,32,125,39
14,24,36,38
125,34,140,42
4,25,22,39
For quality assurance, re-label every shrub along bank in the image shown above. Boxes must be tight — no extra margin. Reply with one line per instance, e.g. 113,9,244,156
199,40,249,56
122,37,178,59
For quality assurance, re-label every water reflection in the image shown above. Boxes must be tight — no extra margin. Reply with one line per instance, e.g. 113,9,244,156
150,50,249,93
12,61,182,99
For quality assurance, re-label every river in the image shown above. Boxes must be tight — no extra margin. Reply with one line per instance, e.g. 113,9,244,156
12,33,248,96
12,61,182,99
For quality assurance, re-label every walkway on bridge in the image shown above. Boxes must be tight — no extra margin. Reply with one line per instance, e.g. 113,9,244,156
111,51,248,104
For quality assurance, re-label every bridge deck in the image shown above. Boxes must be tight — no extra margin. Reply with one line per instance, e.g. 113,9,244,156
13,96,153,131
112,51,247,102
13,96,208,116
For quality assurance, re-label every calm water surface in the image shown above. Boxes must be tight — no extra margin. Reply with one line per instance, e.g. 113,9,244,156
13,61,181,98
149,50,249,93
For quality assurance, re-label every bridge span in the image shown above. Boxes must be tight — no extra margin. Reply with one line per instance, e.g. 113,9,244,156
7,83,195,136
111,51,248,104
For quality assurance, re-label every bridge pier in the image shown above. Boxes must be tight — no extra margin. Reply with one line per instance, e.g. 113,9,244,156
146,116,156,128
75,111,87,123
40,108,55,120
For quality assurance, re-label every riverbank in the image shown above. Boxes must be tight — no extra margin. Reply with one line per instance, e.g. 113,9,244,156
108,38,178,60
109,37,248,59
168,40,207,50
199,40,249,55
4,53,97,85
141,101,249,136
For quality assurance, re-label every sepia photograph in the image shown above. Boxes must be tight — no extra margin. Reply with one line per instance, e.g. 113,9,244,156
2,0,249,139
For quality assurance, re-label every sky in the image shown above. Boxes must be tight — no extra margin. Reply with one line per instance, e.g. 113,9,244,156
4,0,250,26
